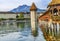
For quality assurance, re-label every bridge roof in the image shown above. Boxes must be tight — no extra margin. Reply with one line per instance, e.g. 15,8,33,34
48,0,60,6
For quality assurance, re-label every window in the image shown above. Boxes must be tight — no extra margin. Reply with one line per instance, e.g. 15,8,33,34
53,8,58,15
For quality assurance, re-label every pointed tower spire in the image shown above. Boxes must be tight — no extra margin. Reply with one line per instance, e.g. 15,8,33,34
30,3,37,11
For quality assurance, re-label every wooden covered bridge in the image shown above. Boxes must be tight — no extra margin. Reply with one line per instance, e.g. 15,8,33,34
38,0,60,41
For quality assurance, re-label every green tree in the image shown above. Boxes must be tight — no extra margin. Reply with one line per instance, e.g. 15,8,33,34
19,13,24,19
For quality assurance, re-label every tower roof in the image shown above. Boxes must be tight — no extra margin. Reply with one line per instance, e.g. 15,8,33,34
30,3,37,11
48,0,60,6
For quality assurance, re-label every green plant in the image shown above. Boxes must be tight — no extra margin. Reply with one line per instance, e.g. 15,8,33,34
19,13,24,19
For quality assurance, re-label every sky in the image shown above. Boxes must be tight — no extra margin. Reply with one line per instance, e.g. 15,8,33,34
0,0,51,11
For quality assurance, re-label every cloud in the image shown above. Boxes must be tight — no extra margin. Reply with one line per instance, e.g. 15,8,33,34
0,0,51,11
36,0,51,9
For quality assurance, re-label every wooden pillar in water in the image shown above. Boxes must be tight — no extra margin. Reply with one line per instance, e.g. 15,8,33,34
51,23,54,36
48,19,52,35
59,23,60,34
57,23,59,35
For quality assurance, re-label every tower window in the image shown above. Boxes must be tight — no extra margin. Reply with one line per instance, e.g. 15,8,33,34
53,8,58,15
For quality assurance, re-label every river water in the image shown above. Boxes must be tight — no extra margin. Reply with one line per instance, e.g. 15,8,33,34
0,20,46,41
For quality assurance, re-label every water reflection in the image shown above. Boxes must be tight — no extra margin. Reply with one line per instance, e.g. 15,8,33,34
17,22,25,31
0,20,46,41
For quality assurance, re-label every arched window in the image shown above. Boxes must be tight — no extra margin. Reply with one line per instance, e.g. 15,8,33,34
53,8,58,15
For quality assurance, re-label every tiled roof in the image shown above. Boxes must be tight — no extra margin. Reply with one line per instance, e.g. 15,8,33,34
30,3,37,11
48,0,60,6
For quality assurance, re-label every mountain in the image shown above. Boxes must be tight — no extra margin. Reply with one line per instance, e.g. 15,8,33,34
10,5,46,13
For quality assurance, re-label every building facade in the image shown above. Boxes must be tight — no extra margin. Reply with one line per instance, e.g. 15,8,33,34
0,11,40,19
0,12,17,19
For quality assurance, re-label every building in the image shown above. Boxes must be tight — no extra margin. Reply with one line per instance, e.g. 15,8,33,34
39,0,60,41
0,12,30,19
0,12,17,19
30,3,38,37
0,11,40,19
30,3,37,30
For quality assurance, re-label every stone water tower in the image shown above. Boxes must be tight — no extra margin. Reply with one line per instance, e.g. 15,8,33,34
30,3,37,32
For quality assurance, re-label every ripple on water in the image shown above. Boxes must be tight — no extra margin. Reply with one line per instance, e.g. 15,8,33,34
0,21,46,41
0,29,46,41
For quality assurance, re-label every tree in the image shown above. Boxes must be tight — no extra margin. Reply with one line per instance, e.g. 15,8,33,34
16,15,19,18
19,13,24,19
